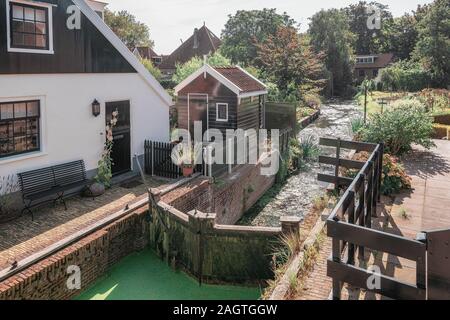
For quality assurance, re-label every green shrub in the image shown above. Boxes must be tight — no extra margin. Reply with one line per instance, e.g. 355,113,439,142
140,58,162,81
299,134,320,160
350,117,365,136
360,99,435,155
381,154,412,195
352,152,412,196
379,61,432,92
276,152,290,184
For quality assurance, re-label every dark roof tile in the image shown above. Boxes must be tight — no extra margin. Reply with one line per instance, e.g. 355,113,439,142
213,67,266,93
159,25,221,70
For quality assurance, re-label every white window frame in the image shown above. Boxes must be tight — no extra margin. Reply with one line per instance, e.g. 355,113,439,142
6,0,55,55
216,103,228,122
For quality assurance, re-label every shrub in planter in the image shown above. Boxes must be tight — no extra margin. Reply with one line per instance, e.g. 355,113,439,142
171,143,202,177
351,152,411,196
432,124,450,139
360,99,435,156
433,114,450,126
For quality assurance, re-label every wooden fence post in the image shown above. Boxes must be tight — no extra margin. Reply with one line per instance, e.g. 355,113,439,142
347,191,356,265
334,138,341,192
358,174,366,261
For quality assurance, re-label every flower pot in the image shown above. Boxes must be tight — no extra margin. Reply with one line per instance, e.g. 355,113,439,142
84,182,105,198
182,166,194,177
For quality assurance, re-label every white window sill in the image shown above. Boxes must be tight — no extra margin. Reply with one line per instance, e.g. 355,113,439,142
8,48,54,55
0,151,48,165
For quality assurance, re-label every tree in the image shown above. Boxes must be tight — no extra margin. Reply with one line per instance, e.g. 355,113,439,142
383,4,431,60
343,1,393,55
140,58,162,81
413,0,450,86
257,27,326,101
385,14,419,60
104,9,153,49
172,51,231,84
221,9,296,66
308,9,355,96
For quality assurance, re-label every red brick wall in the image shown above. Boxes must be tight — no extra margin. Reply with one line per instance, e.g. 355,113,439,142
162,178,212,213
213,164,275,225
0,209,149,300
160,165,275,225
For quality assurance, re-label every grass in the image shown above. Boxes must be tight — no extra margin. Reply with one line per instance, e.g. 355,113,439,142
356,90,450,117
399,207,411,220
312,194,330,213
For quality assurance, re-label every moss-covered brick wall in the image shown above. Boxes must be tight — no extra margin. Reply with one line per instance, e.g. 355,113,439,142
0,208,149,300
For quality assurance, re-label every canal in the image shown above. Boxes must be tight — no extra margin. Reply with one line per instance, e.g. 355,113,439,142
76,249,261,300
241,101,361,227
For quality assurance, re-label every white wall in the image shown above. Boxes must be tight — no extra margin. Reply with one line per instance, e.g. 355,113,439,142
0,73,170,178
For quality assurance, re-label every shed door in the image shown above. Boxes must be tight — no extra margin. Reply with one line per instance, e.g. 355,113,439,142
188,94,208,138
106,101,131,176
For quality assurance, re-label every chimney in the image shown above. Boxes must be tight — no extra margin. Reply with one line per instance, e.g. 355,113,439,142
193,28,199,49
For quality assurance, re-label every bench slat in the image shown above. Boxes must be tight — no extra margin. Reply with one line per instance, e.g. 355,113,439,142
18,160,88,199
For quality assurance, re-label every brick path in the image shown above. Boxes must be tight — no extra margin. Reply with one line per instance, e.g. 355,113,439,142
295,140,450,300
391,140,450,239
0,177,168,271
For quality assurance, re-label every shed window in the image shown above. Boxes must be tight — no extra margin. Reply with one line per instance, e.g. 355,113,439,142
216,103,228,122
0,100,40,158
8,1,53,54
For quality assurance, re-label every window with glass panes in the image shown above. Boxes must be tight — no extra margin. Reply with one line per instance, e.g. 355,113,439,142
10,2,49,50
216,103,228,121
0,101,40,158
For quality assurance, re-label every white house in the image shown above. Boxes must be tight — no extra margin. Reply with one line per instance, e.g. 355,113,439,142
0,0,172,185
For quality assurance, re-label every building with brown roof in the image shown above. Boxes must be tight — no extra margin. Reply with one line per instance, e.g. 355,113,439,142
354,53,395,82
133,46,163,66
174,64,267,136
159,24,222,78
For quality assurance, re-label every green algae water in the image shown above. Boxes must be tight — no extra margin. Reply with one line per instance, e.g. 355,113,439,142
76,249,261,300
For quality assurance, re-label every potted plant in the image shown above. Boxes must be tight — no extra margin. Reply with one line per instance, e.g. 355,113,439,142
84,110,118,198
171,143,202,177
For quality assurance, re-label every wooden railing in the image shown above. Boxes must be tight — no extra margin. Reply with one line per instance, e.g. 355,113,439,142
319,138,428,300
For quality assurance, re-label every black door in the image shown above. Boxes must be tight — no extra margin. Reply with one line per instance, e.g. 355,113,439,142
106,101,131,176
188,94,208,137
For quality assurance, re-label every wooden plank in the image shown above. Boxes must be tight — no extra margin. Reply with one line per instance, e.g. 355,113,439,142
327,220,426,261
319,138,377,152
327,260,426,300
319,156,366,170
347,192,356,265
318,174,353,187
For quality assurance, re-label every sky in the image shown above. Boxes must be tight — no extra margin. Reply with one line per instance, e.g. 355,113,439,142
105,0,435,54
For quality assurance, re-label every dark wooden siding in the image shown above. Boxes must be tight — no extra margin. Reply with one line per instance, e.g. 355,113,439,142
237,96,262,131
0,0,135,74
177,73,238,135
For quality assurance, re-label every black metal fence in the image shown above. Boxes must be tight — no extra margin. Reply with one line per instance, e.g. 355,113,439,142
144,140,182,179
145,128,294,180
320,137,450,300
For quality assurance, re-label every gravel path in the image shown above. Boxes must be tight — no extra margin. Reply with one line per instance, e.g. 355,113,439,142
244,101,361,227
